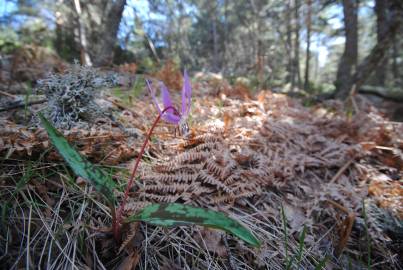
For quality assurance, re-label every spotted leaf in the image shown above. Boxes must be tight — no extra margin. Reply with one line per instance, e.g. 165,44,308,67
125,203,260,247
39,113,116,204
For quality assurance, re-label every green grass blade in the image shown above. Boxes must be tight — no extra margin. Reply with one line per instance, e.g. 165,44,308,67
296,225,307,269
125,203,261,247
281,204,291,269
362,201,372,270
2,162,34,230
314,256,329,270
13,162,34,196
39,113,116,204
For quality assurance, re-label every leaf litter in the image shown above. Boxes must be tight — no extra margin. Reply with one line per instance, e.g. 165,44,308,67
0,69,402,269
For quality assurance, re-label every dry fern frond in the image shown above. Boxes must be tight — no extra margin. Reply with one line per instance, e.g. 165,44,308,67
0,123,138,164
143,183,191,194
124,201,152,212
205,157,226,177
187,141,222,153
154,163,203,173
183,133,223,148
143,172,198,183
118,222,139,254
198,170,232,193
141,193,179,203
211,191,257,204
164,151,208,166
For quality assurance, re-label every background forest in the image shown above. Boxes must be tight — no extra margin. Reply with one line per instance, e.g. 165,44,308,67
0,1,402,270
1,0,402,100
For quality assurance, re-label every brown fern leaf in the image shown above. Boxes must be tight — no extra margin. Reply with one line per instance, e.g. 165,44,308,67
211,190,257,204
144,183,190,194
189,184,215,196
124,201,152,212
154,163,203,173
142,193,179,203
164,151,208,167
143,172,198,183
205,157,225,177
223,174,240,185
221,152,238,179
186,141,222,153
198,170,232,193
183,134,222,148
118,222,139,254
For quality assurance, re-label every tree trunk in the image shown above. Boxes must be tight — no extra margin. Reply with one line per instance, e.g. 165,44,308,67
294,0,302,89
73,0,92,66
304,0,312,91
350,0,403,93
352,25,401,92
249,0,265,86
212,13,219,72
57,0,127,67
334,0,358,99
286,0,295,88
256,35,264,86
55,1,81,62
374,0,388,86
207,0,220,72
391,32,399,84
88,0,127,67
223,0,229,73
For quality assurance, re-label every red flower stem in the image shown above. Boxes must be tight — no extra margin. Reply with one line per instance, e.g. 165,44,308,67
113,106,179,240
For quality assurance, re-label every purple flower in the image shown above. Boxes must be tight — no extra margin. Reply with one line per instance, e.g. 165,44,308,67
146,71,192,134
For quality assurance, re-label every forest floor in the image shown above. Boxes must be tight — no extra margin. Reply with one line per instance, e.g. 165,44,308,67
0,65,402,269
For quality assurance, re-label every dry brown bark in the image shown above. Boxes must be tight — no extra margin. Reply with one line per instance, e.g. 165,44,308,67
335,0,358,99
89,0,127,66
351,0,403,95
336,0,403,99
374,0,389,86
304,0,312,91
294,0,302,89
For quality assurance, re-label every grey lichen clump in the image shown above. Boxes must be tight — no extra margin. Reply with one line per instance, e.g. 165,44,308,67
36,64,117,129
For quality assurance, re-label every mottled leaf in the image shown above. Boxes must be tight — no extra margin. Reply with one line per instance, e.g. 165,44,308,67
125,203,260,247
39,113,116,204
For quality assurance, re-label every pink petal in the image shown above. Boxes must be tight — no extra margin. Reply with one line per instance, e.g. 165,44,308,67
160,82,180,123
164,112,181,124
161,82,174,110
147,79,181,125
146,80,162,114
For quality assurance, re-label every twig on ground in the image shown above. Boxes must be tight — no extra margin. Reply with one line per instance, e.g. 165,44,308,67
0,99,46,112
329,159,354,184
0,90,17,98
326,199,356,256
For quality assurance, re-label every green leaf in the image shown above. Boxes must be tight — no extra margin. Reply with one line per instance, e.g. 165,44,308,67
125,203,261,247
39,113,116,204
314,256,329,270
